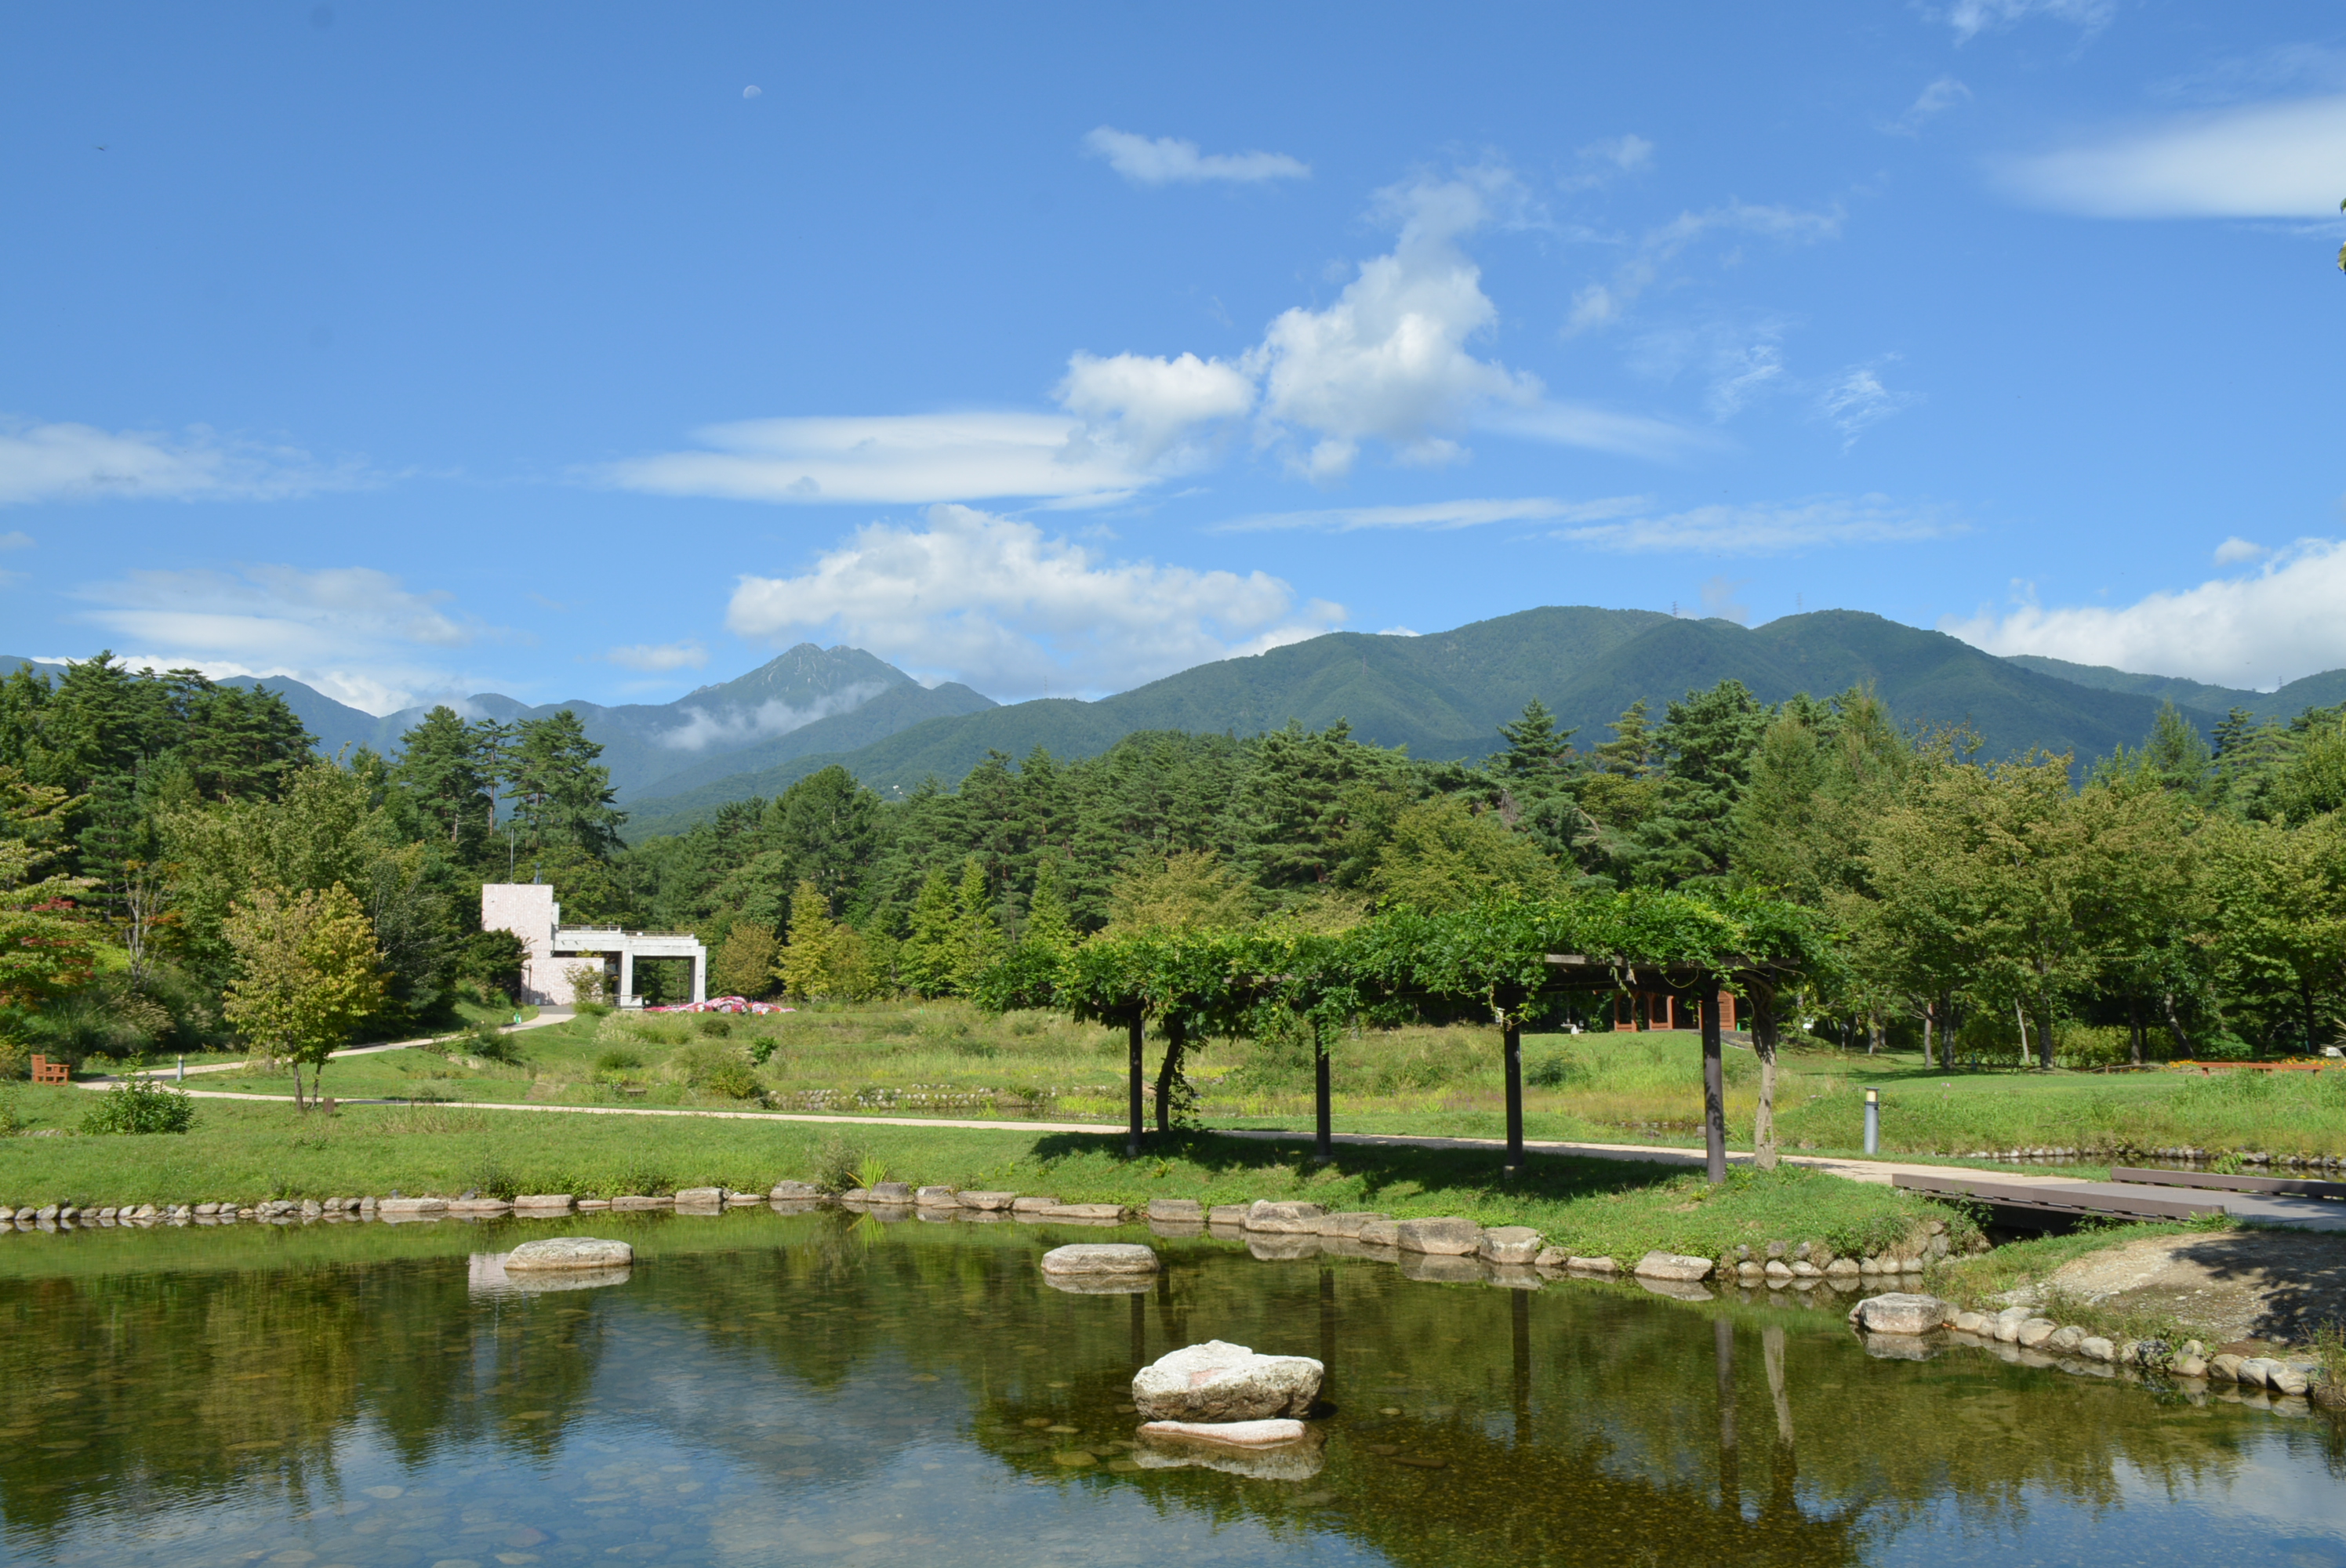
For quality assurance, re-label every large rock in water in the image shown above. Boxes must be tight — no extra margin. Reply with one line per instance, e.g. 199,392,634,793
1040,1243,1159,1276
1847,1293,1949,1335
1632,1251,1713,1283
505,1237,633,1271
1131,1341,1324,1421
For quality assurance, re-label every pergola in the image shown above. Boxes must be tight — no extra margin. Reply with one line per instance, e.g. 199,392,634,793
990,890,1828,1185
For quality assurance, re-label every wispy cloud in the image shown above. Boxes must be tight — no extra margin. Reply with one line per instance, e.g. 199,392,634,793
0,418,371,506
1553,494,1959,554
1214,495,1650,534
605,640,708,673
1889,76,1973,135
2213,536,2269,565
1945,539,2346,687
656,684,886,751
1998,95,2346,217
0,531,31,550
68,564,501,714
605,412,1147,508
724,504,1343,700
1084,127,1309,187
1818,360,1923,447
1935,0,2116,45
1563,200,1843,335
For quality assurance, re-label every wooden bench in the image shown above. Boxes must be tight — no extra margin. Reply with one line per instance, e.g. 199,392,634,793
1893,1171,2224,1222
29,1054,68,1085
2109,1165,2346,1202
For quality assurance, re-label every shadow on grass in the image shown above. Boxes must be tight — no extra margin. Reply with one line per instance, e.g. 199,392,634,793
1026,1128,1690,1208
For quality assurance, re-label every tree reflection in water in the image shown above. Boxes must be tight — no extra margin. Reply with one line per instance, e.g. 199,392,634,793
2,1209,2340,1567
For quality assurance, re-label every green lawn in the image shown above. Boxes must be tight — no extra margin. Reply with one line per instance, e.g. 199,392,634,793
0,1083,1970,1270
58,998,2344,1166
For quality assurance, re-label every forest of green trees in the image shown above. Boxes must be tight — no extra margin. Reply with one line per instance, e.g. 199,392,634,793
5,651,2346,1071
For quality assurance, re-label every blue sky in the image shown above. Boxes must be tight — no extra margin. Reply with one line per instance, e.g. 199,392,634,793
5,2,2345,713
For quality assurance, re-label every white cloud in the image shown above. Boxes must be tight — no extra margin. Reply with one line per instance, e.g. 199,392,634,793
724,504,1345,699
1560,135,1655,190
1056,351,1254,470
656,684,887,752
68,564,498,713
605,639,708,673
0,418,369,506
1938,0,2115,44
1553,494,1959,554
605,412,1146,507
1890,76,1973,135
1818,361,1923,446
2212,536,2269,564
1215,495,1648,533
0,531,30,549
1999,96,2346,218
1699,575,1752,624
612,169,1723,510
1083,127,1309,187
1945,539,2346,687
1563,201,1843,336
1245,176,1543,476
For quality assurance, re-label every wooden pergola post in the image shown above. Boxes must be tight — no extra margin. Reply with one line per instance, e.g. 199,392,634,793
1701,974,1727,1184
1502,1017,1524,1173
1126,1010,1146,1159
1314,1028,1333,1162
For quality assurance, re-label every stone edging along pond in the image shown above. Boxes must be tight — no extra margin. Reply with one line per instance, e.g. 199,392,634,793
8,1178,2336,1420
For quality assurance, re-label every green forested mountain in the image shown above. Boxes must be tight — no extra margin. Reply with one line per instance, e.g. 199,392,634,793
7,645,995,799
623,608,2213,837
2002,654,2346,723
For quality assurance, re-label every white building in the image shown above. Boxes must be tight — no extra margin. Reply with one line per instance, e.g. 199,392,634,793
481,883,706,1008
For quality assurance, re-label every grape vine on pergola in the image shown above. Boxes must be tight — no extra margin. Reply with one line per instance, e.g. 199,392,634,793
982,889,1836,1181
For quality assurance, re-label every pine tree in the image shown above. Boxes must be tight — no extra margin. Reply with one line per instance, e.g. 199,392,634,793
1022,856,1078,953
504,710,626,864
901,868,959,996
946,855,1004,993
1493,698,1576,779
775,878,839,1000
392,707,497,863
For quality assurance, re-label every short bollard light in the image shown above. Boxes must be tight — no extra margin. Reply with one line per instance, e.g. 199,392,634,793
1864,1087,1880,1155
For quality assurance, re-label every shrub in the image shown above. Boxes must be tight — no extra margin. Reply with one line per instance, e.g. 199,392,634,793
1525,1050,1580,1089
78,1073,197,1135
593,1047,643,1076
703,1058,764,1101
2055,1025,2133,1070
0,1085,23,1136
812,1134,866,1194
467,1018,527,1065
694,1014,734,1039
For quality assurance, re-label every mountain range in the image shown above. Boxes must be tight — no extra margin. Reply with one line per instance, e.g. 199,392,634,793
12,606,2341,842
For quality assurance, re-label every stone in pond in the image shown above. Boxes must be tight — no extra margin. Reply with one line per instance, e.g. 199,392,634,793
1632,1251,1713,1283
1040,1243,1158,1276
1244,1200,1326,1233
674,1186,724,1207
768,1181,822,1200
958,1190,1017,1210
505,1237,634,1271
1132,1341,1323,1421
1395,1217,1480,1255
1314,1211,1389,1238
1845,1293,1948,1336
1477,1226,1541,1264
1146,1198,1204,1221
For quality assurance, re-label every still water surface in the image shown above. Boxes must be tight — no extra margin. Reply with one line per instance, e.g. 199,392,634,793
2,1210,2342,1567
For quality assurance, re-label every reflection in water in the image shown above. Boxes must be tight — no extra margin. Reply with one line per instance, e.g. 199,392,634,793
2,1210,2344,1566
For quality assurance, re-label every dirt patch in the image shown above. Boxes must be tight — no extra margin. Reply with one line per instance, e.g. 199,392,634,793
2046,1229,2346,1345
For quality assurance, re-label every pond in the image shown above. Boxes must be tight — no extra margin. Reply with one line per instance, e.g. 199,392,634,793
2,1210,2342,1567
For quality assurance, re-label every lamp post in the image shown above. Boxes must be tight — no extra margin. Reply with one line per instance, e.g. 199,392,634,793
1863,1087,1880,1155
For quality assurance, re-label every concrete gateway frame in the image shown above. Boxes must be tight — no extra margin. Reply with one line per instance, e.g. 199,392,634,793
481,884,706,1008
